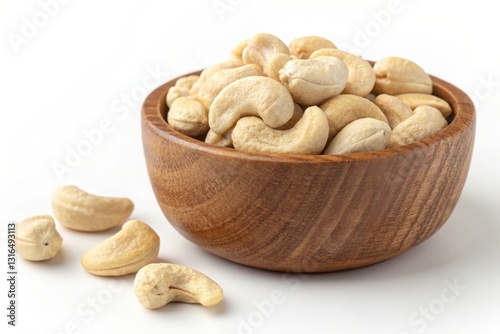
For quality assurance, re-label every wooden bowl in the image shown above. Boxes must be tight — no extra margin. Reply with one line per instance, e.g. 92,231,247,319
141,71,475,272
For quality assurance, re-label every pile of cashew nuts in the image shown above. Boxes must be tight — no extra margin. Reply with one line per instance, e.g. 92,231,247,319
166,33,452,155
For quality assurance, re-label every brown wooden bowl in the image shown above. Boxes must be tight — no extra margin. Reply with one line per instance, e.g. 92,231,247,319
141,71,475,273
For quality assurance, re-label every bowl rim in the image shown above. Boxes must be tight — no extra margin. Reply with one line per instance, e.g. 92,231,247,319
142,69,475,164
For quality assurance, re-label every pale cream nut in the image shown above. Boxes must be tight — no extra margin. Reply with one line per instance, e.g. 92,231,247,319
167,96,209,137
204,128,233,147
279,56,349,106
81,220,160,276
288,36,336,59
189,59,244,96
372,57,433,95
51,185,134,232
319,94,389,141
395,93,453,118
15,215,63,261
134,263,223,309
266,53,292,82
374,94,414,129
242,33,289,75
389,105,448,147
324,118,391,155
232,106,329,155
310,48,375,96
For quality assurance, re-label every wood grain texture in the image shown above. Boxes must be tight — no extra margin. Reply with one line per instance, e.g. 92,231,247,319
141,71,475,272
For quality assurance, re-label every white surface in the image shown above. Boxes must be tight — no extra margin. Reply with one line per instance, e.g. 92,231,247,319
1,0,499,333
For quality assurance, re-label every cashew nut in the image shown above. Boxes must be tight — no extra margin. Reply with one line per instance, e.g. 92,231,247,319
204,128,233,147
242,33,289,75
279,56,349,105
266,53,292,81
167,96,209,137
289,36,336,59
372,57,433,95
166,75,200,108
209,76,294,135
389,105,448,147
319,94,389,141
324,118,391,155
276,103,304,130
189,59,244,96
134,263,223,309
51,185,134,232
15,215,63,261
374,94,414,129
196,64,263,108
310,48,375,97
230,39,250,60
81,220,160,276
395,93,453,118
232,106,329,155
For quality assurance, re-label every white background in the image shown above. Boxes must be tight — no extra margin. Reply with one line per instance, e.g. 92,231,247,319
1,0,499,333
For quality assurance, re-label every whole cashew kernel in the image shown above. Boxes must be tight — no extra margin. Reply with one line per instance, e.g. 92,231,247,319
81,220,160,276
205,128,234,147
190,59,244,96
196,64,263,108
324,118,391,155
310,48,375,97
232,106,329,155
209,76,294,135
372,57,433,95
279,56,349,105
389,105,448,147
15,215,63,261
288,36,336,59
134,263,223,309
242,33,289,75
395,93,453,118
51,185,134,232
166,75,200,108
276,103,304,130
167,96,209,137
374,94,414,129
231,39,250,60
319,94,389,141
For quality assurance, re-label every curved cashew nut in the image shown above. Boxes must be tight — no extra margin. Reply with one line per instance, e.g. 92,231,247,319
230,39,250,60
279,56,348,106
242,33,289,75
395,93,452,118
289,36,336,59
51,185,134,232
310,48,375,97
319,94,389,141
232,106,329,155
166,75,200,108
167,96,209,137
134,263,223,309
209,76,294,135
205,128,234,147
266,53,292,82
389,105,448,147
374,94,414,129
196,64,263,108
372,57,433,95
324,118,391,155
189,59,244,96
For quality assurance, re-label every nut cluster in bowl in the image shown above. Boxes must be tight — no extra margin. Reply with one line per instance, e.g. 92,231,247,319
166,33,453,155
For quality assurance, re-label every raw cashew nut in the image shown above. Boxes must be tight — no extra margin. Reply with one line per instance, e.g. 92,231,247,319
276,103,304,130
288,36,336,59
51,185,134,232
167,96,209,136
189,59,244,96
374,94,414,129
242,33,289,75
196,64,263,108
395,93,453,118
310,48,375,97
279,56,349,105
209,76,294,135
81,220,160,276
232,106,329,155
389,105,448,147
324,118,391,155
134,263,223,309
372,57,433,95
166,75,200,108
15,215,63,261
319,94,389,141
230,39,250,60
266,53,292,81
204,128,233,147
